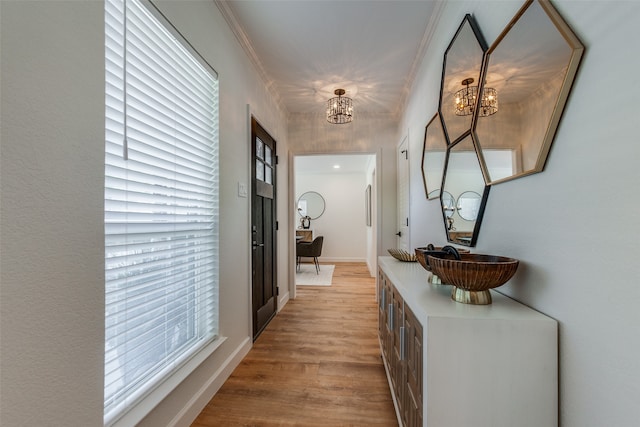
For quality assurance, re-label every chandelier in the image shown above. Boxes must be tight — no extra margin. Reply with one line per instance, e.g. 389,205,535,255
326,89,353,124
454,78,498,117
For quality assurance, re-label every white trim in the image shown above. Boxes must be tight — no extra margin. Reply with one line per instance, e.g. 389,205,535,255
215,1,286,115
246,104,254,338
145,0,218,78
278,291,290,312
314,257,368,263
110,337,228,427
166,337,252,427
288,151,297,301
396,1,445,117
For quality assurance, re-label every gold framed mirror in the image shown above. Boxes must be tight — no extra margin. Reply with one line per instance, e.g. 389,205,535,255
474,0,585,185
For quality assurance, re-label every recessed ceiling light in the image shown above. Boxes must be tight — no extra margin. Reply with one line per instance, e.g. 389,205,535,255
333,165,340,169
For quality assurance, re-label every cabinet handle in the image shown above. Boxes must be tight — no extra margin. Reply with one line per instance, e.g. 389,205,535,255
388,303,393,329
400,326,406,361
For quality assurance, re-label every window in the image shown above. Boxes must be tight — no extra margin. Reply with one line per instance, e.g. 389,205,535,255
104,0,219,424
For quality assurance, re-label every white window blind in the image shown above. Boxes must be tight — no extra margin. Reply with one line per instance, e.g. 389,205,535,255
104,0,219,424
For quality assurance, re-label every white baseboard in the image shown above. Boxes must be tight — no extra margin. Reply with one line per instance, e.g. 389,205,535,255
278,290,290,311
317,257,366,263
168,336,252,427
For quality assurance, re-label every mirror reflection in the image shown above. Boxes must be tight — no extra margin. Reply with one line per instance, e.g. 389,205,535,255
439,14,487,145
441,135,489,246
421,113,447,200
474,0,584,184
457,191,481,221
297,191,325,220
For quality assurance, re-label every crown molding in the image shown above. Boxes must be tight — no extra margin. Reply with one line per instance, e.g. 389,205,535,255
396,1,446,118
214,0,289,116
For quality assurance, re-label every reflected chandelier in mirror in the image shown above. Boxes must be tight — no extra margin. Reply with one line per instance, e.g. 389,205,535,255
439,14,488,146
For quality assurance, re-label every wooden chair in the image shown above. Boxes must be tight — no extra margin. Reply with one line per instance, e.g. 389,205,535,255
296,236,324,274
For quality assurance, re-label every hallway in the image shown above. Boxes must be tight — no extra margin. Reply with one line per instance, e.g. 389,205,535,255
191,262,397,426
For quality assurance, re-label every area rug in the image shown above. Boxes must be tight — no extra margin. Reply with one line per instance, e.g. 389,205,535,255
296,264,335,286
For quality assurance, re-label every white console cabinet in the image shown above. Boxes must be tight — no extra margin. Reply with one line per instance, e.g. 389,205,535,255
378,256,557,427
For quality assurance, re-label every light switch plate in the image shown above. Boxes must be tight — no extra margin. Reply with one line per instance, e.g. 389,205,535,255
238,182,248,198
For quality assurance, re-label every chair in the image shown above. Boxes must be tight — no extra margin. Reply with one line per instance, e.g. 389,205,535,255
296,236,324,274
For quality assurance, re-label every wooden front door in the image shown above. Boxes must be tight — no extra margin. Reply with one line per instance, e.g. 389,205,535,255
251,117,277,340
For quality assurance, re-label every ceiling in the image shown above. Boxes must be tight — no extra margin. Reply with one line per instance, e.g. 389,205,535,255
218,0,441,117
295,153,374,175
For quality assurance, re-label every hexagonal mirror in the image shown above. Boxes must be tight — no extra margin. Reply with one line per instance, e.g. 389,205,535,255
441,134,490,247
421,113,447,200
474,0,584,185
439,14,488,146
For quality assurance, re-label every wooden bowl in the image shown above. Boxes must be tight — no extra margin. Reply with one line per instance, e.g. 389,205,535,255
427,253,519,304
414,246,469,272
387,248,417,262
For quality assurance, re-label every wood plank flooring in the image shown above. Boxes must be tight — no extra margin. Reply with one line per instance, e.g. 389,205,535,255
191,262,398,427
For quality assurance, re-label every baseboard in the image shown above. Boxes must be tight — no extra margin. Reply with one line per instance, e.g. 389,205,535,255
317,257,366,263
278,290,290,311
168,336,252,427
366,259,375,277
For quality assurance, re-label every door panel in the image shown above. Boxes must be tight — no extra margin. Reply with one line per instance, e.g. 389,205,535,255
251,117,277,340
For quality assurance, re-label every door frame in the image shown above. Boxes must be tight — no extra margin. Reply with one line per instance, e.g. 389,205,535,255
288,150,381,300
397,135,411,251
249,111,280,341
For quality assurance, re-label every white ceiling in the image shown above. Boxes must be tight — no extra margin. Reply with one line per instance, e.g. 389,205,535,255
219,0,441,116
295,153,374,175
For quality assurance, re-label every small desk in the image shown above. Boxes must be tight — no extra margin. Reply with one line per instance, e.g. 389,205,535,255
295,229,313,242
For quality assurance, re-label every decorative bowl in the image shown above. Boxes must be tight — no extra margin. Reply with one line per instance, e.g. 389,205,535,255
427,253,519,305
414,246,469,272
387,248,417,262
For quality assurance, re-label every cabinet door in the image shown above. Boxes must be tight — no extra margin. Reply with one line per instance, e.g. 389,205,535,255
406,385,422,427
392,287,405,417
405,304,423,426
378,270,393,363
377,270,386,343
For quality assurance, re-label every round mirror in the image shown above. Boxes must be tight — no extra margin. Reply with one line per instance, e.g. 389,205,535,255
441,191,456,218
296,191,326,220
456,191,481,221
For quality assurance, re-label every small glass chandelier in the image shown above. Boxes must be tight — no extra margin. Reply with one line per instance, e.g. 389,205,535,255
454,78,498,117
326,89,353,124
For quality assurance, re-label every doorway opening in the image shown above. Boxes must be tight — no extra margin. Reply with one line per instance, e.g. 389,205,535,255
290,153,378,298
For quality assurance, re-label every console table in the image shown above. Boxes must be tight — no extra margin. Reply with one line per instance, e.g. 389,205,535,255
295,229,313,242
378,256,557,427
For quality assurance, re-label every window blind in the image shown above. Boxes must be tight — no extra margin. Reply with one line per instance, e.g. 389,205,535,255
104,0,219,424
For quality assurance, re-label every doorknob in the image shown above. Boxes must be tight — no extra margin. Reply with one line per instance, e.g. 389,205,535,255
395,231,402,237
252,240,265,249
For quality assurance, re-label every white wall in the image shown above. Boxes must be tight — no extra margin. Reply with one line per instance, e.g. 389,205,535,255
288,112,398,268
296,171,368,262
400,1,640,426
0,1,289,425
365,158,377,275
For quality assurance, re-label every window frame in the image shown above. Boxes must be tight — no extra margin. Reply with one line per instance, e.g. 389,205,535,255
104,0,222,425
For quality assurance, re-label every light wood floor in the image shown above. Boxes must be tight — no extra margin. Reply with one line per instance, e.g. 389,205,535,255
191,262,398,427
